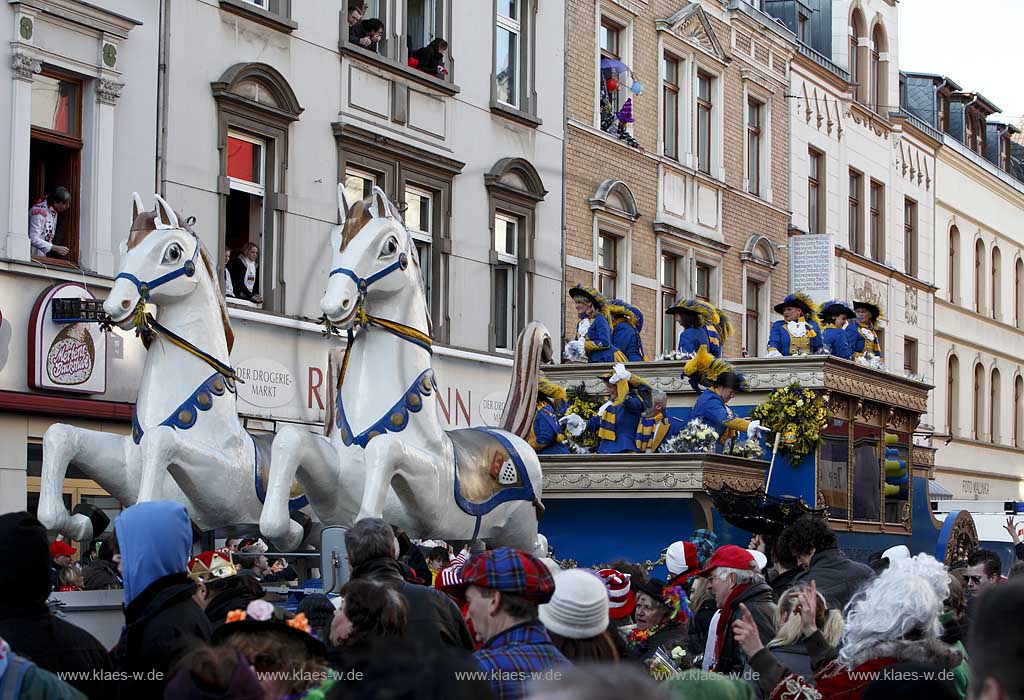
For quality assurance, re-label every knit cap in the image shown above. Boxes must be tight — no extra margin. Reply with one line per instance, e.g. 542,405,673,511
539,569,610,639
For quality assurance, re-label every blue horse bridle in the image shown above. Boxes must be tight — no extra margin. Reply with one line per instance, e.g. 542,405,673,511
328,252,409,297
115,234,200,301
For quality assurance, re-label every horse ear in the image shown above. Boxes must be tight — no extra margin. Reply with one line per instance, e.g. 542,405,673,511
337,182,351,226
153,194,179,230
368,186,394,219
131,192,145,226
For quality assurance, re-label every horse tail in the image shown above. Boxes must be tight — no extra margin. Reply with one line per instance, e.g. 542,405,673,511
324,347,345,437
499,321,553,439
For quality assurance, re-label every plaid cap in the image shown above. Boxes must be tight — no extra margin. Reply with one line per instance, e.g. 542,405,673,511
455,547,556,603
690,529,718,566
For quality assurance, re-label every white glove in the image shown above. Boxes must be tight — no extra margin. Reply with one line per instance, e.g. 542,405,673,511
597,400,613,416
765,348,783,358
609,362,631,384
577,318,591,336
559,413,587,437
747,419,768,435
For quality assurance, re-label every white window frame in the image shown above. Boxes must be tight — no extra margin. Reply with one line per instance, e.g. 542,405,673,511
404,184,434,302
343,166,378,205
658,246,687,355
742,82,773,201
691,253,720,304
493,211,519,352
595,5,634,129
226,130,266,197
495,1,522,108
661,49,683,161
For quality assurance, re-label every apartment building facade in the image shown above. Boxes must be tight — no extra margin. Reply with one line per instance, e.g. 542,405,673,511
764,0,937,424
903,73,1024,500
564,0,794,359
0,0,566,518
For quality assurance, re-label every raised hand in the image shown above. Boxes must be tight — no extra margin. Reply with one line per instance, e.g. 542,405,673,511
732,603,764,658
1004,516,1020,544
794,581,819,639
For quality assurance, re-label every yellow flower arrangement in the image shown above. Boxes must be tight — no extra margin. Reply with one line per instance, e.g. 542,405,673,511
750,382,829,462
566,391,602,451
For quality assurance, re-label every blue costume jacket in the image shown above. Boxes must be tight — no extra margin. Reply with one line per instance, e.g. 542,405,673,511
635,412,687,452
767,318,823,356
530,404,569,455
845,321,883,359
678,327,721,358
587,392,644,453
822,324,854,360
611,320,644,362
690,388,751,449
579,313,615,363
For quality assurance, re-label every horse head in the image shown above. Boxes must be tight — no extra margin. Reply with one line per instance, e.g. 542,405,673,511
105,193,233,350
321,184,427,331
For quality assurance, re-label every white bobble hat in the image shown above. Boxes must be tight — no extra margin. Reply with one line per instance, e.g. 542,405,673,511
747,549,768,571
539,569,610,640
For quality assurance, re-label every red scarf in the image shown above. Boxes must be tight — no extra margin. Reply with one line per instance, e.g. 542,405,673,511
712,582,752,671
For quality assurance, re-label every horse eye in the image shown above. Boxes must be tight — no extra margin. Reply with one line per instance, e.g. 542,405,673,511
162,244,182,264
382,238,398,257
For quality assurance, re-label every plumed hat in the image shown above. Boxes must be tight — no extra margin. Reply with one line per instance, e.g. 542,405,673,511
852,299,884,321
569,283,606,310
774,291,819,318
683,345,747,392
820,299,856,321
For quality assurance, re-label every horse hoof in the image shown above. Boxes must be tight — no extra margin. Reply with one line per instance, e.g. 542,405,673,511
68,514,95,543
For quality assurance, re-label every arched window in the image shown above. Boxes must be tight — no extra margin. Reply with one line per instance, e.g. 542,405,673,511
975,239,985,315
991,246,1002,320
948,226,960,304
1015,258,1023,329
974,362,985,441
990,367,1002,443
849,9,866,102
870,24,888,113
947,354,959,436
1015,375,1023,448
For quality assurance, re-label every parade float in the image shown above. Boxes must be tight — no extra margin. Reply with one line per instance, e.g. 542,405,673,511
538,355,978,569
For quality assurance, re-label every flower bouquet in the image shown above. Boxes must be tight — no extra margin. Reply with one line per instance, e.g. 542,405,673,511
749,382,829,462
659,418,719,453
563,339,586,362
564,391,602,452
647,646,686,677
726,436,764,459
657,350,692,361
855,352,884,370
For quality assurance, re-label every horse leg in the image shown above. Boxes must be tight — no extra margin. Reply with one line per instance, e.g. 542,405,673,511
357,436,443,526
261,426,340,549
39,424,131,541
136,426,179,504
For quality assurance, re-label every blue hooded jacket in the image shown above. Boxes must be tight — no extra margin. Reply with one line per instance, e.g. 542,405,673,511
115,501,192,606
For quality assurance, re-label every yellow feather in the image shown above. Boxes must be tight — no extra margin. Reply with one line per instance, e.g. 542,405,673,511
683,345,714,378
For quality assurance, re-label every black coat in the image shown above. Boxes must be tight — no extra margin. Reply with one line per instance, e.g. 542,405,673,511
82,559,122,590
792,547,875,613
768,567,802,602
203,576,264,631
714,581,777,675
350,557,473,650
226,256,259,300
0,604,117,700
110,572,211,697
638,622,688,667
687,596,718,659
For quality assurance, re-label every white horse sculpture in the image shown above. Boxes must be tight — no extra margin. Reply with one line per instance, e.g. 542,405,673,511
38,194,305,541
259,185,551,552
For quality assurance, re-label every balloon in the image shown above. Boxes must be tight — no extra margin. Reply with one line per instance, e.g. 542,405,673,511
631,80,643,95
606,77,619,92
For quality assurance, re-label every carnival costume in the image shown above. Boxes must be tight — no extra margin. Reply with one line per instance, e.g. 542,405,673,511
683,347,765,450
528,377,569,455
635,409,686,453
846,300,884,361
666,298,732,358
767,292,822,357
563,363,650,453
819,300,856,360
565,284,618,363
608,299,646,362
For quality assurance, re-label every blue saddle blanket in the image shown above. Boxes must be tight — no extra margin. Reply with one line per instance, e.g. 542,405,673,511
450,428,536,517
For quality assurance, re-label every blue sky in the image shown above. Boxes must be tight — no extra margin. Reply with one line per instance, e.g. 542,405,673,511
898,0,1024,123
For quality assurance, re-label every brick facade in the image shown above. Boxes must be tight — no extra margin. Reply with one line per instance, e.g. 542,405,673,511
563,0,793,359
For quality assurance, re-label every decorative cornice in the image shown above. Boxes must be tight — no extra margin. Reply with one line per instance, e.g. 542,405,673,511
835,247,939,293
912,445,935,467
11,52,41,82
95,78,124,105
824,363,930,413
539,453,766,496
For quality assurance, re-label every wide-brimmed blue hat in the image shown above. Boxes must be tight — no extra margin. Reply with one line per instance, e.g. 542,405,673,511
569,283,606,310
852,299,883,321
773,292,817,317
820,300,855,320
609,299,644,330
